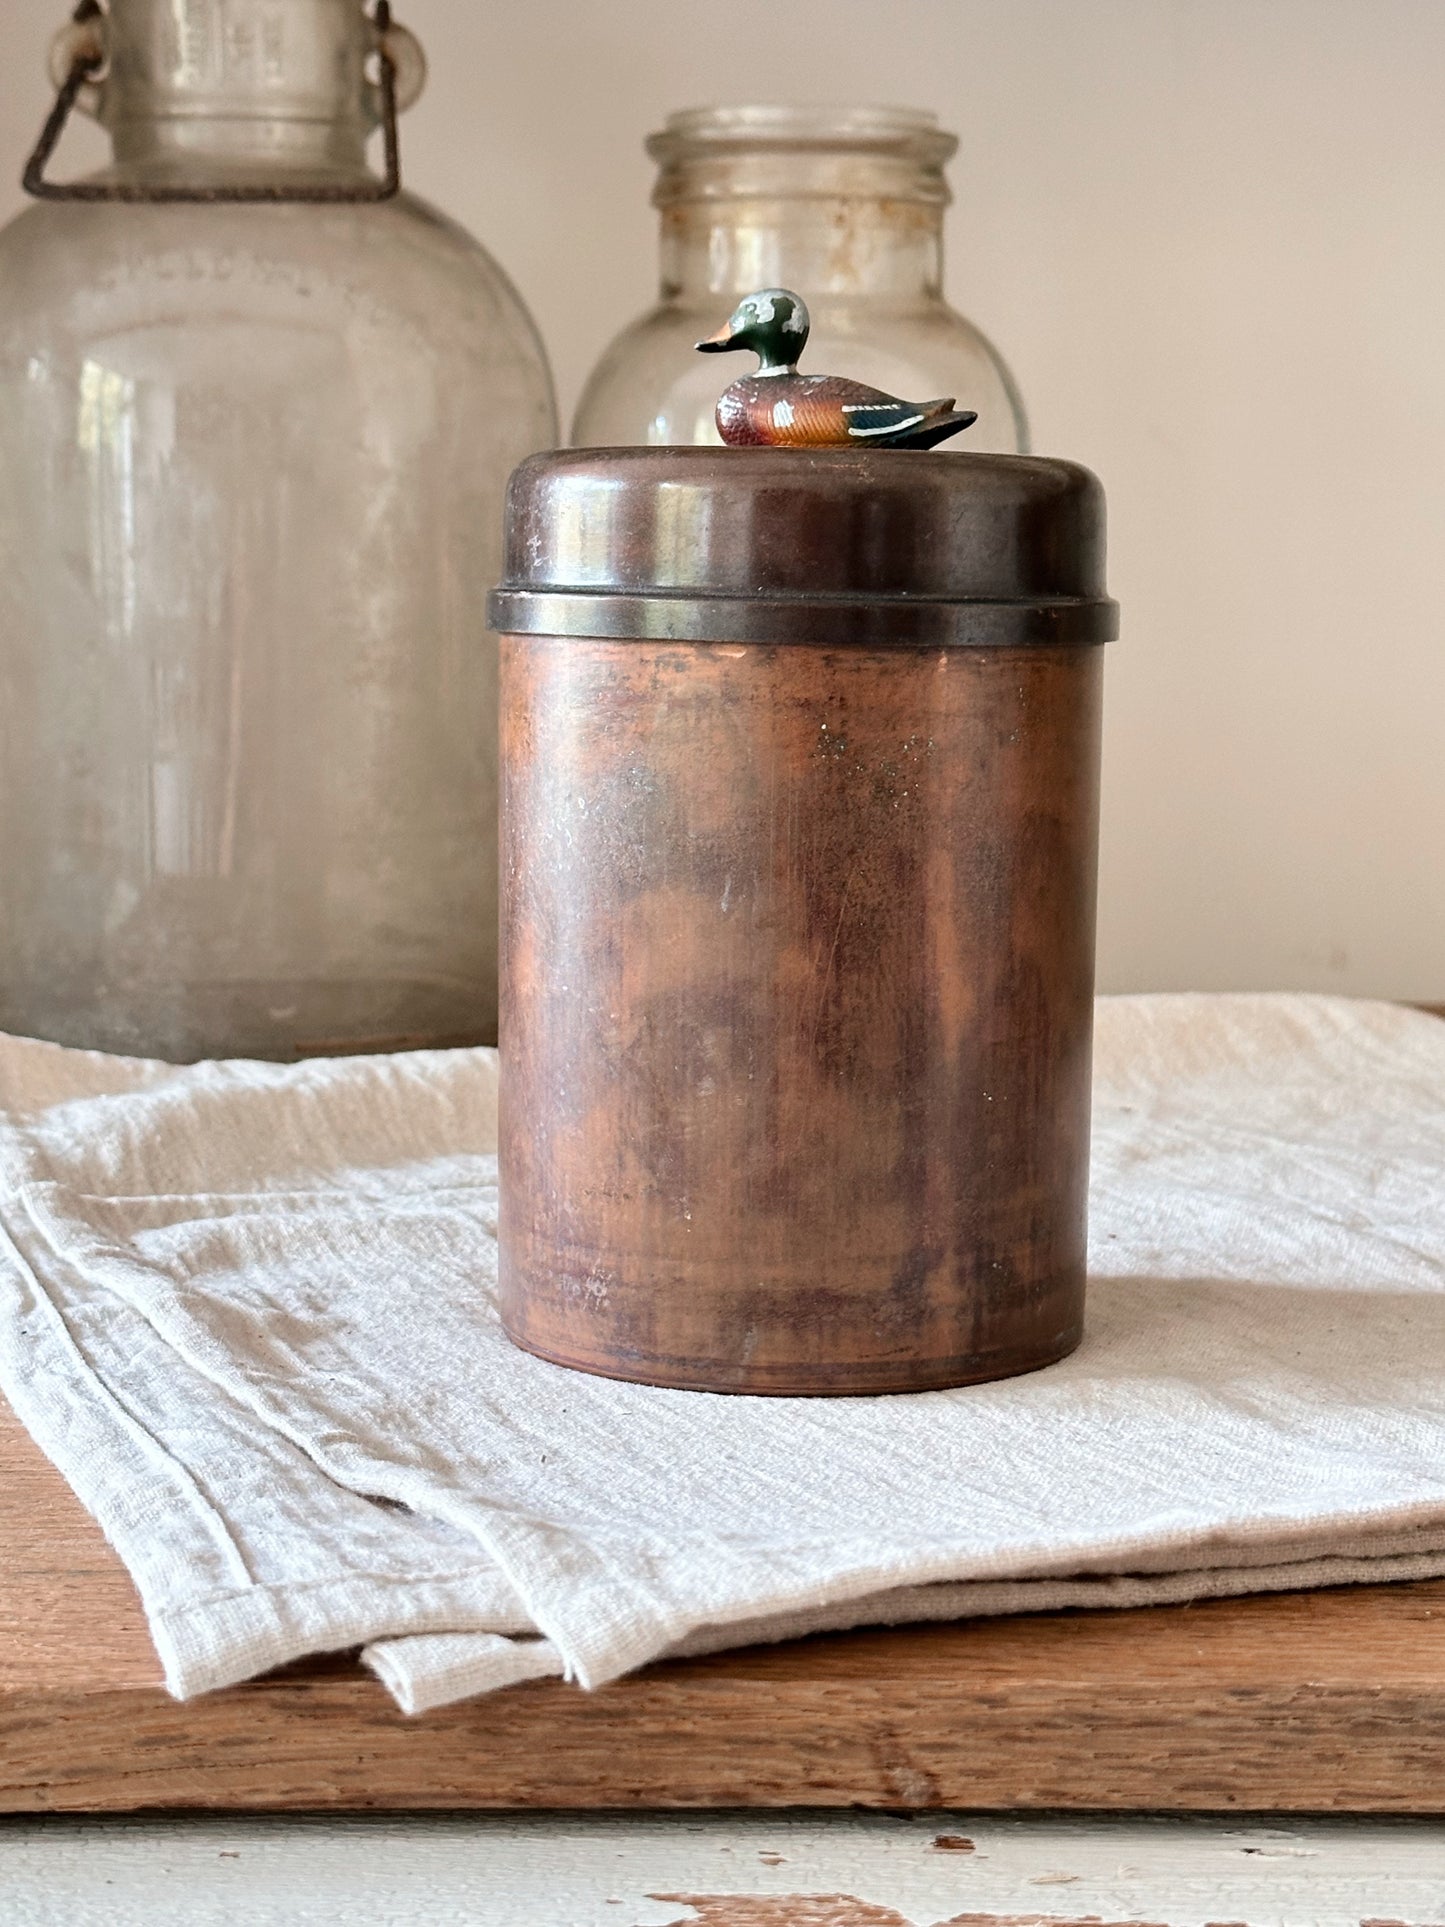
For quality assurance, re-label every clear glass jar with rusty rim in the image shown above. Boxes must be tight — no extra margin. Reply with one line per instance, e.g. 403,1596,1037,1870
572,104,1027,453
0,0,557,1060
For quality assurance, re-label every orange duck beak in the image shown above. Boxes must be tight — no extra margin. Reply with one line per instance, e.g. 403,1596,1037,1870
695,322,744,353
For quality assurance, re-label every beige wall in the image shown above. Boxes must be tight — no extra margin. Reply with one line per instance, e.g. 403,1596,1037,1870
2,0,1441,998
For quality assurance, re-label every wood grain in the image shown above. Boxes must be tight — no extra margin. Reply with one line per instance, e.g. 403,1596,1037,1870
8,1399,1445,1813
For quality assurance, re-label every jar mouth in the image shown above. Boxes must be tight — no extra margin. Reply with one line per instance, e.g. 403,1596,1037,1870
649,105,957,212
647,104,958,167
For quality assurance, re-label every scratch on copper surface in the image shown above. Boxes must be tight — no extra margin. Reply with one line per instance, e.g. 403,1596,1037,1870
809,861,857,1049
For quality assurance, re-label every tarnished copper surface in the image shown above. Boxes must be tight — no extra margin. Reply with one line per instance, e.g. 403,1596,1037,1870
499,635,1102,1395
489,447,1116,649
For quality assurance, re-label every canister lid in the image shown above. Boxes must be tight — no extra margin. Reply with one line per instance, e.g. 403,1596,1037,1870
489,448,1118,649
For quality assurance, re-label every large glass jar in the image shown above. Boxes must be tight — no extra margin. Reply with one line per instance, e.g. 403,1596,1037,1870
0,0,556,1060
572,105,1026,453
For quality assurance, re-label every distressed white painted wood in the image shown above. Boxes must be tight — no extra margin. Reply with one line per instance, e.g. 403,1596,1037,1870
1,1812,1444,1926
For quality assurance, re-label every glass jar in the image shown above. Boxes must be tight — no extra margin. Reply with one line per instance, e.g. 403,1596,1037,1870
0,0,557,1060
572,105,1027,453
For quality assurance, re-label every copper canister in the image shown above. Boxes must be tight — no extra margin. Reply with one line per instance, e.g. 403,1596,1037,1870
490,448,1117,1395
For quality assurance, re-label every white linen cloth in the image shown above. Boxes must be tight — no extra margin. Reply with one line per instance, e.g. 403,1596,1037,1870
1,993,1443,1715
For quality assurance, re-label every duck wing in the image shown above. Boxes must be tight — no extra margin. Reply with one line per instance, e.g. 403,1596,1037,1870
842,395,978,447
841,396,951,438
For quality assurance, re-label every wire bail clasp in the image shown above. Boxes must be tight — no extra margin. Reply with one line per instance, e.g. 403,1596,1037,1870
22,0,424,205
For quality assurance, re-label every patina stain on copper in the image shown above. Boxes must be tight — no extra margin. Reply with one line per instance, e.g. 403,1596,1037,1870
492,448,1115,1397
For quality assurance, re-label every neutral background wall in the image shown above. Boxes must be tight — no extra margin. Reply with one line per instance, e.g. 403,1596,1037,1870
1,0,1441,998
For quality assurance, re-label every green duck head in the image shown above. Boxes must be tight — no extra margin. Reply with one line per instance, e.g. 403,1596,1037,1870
696,288,811,375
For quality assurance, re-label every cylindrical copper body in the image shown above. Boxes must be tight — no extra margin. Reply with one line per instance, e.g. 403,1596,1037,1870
491,449,1116,1395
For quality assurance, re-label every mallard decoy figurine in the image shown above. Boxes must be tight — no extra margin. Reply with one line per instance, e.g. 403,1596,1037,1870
696,288,977,450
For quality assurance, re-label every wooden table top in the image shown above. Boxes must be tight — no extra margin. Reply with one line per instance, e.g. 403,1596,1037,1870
6,1393,1445,1815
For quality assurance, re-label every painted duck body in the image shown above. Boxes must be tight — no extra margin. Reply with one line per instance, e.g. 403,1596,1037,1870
716,373,971,449
697,288,977,451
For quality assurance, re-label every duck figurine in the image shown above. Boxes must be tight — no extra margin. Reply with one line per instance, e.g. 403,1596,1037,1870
696,288,977,450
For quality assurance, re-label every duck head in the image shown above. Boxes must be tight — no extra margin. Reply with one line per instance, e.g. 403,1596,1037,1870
696,288,811,375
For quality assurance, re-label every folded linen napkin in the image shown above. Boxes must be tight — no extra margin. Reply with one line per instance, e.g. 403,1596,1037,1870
1,993,1443,1714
